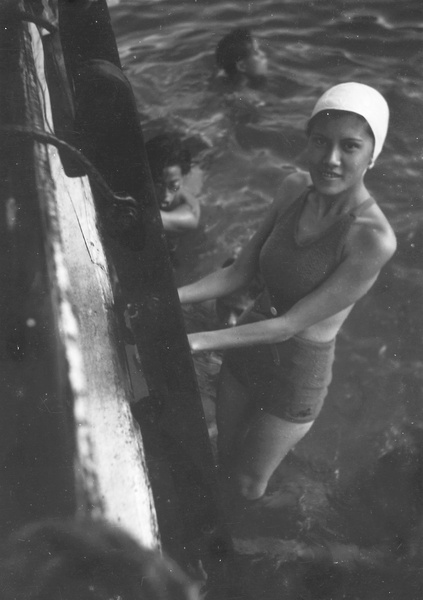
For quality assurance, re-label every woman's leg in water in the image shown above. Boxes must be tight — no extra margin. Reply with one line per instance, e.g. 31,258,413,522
233,412,314,501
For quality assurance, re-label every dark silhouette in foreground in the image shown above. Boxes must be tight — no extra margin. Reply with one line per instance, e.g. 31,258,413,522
0,518,200,600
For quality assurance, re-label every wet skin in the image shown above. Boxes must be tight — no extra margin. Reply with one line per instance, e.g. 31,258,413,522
154,165,200,233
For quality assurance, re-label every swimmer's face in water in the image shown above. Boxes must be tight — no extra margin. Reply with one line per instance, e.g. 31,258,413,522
239,38,268,80
155,165,183,210
307,111,374,199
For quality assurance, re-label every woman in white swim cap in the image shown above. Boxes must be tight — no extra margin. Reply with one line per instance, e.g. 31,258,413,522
308,81,390,167
177,82,397,509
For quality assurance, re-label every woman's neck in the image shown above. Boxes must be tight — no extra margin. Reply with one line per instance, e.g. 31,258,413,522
310,185,369,218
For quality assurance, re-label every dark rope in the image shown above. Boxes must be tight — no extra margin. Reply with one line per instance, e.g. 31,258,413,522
0,125,138,213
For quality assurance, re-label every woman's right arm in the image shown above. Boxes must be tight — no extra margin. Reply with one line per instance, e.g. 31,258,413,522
178,263,243,304
178,205,277,304
178,171,309,305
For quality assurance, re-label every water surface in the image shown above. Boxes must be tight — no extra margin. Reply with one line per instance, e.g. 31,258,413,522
110,1,423,597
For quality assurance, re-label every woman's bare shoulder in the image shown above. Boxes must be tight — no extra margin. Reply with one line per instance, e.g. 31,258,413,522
348,205,397,268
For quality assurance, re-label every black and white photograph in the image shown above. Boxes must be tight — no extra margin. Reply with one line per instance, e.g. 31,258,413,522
0,1,422,598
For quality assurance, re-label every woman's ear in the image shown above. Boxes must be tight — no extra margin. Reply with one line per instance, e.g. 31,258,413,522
236,59,247,73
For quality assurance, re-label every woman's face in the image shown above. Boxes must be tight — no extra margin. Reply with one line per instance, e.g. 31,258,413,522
242,39,268,78
307,112,374,198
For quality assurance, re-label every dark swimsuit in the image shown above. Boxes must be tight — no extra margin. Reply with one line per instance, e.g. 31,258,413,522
225,187,375,423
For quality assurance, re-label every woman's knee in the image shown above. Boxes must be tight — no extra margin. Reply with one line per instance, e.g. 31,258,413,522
234,472,268,501
231,416,315,501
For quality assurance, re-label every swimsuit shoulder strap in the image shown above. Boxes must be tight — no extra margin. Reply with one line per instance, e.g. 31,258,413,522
291,185,313,207
291,185,314,215
336,197,376,262
349,197,376,218
275,184,312,222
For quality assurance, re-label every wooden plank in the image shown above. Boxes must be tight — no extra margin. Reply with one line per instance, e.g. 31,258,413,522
57,0,233,577
0,3,160,549
0,1,77,535
30,15,160,549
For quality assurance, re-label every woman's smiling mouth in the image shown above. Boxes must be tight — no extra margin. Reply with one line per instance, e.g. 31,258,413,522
320,170,341,179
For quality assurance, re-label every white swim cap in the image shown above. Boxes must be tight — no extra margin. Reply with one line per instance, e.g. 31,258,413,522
309,82,389,166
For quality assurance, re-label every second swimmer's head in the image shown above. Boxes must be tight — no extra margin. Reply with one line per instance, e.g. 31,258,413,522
145,133,191,210
216,27,268,83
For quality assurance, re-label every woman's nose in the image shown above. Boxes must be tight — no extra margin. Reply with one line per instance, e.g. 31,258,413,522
165,188,174,202
259,49,268,64
325,145,341,165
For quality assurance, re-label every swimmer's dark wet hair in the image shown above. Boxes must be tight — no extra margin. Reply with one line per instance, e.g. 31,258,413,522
145,133,192,183
215,27,254,77
0,518,199,600
306,109,375,146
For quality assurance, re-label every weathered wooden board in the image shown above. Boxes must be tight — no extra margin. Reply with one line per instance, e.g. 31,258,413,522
0,2,159,550
58,0,233,576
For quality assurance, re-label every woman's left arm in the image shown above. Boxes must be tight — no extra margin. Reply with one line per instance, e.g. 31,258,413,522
161,192,200,233
188,224,396,352
279,223,397,335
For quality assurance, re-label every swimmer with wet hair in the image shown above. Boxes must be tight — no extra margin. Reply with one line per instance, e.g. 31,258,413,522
178,82,396,505
0,517,200,600
145,133,200,234
215,27,268,83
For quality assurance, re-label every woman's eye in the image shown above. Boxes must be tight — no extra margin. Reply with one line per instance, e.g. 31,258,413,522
343,142,359,152
312,136,325,147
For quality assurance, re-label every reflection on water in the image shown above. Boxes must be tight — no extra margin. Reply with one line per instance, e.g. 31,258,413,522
110,0,423,597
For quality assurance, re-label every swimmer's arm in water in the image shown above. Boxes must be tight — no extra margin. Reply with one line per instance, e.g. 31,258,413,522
160,191,200,233
188,220,396,352
178,171,308,305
